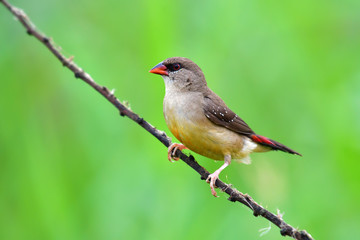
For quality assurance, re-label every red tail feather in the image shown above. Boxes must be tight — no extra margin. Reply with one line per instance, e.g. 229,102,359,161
251,135,275,146
251,134,302,156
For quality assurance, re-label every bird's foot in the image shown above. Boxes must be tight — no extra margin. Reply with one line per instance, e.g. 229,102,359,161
206,156,231,197
206,170,221,197
167,143,188,162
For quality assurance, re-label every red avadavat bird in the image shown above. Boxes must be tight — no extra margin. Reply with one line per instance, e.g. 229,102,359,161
150,57,301,196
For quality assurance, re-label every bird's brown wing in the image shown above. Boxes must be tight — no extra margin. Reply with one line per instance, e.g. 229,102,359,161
203,91,302,156
203,91,255,136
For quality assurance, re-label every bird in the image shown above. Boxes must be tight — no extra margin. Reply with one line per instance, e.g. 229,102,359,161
149,57,301,197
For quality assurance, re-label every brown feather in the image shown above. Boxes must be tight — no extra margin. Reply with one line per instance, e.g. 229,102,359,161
203,89,255,136
202,89,301,155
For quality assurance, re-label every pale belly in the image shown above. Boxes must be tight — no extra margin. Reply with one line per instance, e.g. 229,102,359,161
163,92,251,161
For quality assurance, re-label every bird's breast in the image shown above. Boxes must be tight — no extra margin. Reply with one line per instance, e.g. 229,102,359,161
163,91,203,142
163,91,248,160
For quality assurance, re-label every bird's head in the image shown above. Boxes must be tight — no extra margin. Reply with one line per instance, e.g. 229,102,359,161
149,57,207,92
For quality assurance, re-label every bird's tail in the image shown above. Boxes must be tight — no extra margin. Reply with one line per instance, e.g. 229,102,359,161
250,134,302,156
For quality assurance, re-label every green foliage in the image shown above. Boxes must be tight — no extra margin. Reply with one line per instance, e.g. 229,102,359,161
0,0,359,239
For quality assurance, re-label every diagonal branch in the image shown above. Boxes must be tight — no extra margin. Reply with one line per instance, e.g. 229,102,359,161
0,1,313,239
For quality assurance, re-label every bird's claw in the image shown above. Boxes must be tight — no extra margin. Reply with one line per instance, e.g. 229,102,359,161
206,173,220,197
167,143,188,162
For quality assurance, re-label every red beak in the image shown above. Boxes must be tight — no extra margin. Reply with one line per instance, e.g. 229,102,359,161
149,63,169,76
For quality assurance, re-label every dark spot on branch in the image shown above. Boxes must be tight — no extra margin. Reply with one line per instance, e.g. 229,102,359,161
280,226,293,236
102,86,109,93
42,37,49,43
227,194,238,202
137,117,144,124
252,206,265,217
26,30,32,35
74,72,81,78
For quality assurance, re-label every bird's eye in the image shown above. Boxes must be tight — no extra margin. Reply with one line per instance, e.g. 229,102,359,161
173,63,181,70
168,63,182,72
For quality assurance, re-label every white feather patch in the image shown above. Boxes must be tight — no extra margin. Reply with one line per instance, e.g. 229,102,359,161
242,137,257,155
236,138,258,164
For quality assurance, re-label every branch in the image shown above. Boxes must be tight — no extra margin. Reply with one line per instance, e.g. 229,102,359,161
0,1,313,239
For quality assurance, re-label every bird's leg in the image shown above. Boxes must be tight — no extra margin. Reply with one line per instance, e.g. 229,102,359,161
206,155,231,197
167,143,188,162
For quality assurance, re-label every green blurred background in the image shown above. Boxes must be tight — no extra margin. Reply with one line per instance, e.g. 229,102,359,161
1,0,359,239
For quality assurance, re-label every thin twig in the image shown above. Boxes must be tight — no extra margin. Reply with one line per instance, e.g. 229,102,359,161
0,1,313,239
